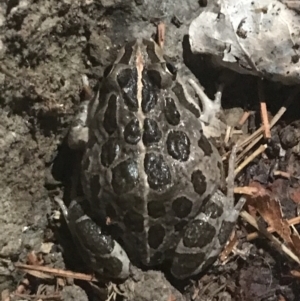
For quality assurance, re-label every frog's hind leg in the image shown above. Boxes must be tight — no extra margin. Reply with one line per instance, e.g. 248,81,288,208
55,197,130,280
170,147,245,279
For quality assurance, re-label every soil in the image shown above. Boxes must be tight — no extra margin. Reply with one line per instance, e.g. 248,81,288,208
1,1,300,301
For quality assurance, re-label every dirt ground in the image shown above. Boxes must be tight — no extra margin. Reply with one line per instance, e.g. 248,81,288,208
1,1,300,301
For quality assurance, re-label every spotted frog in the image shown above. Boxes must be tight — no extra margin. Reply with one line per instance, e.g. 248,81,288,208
61,39,244,280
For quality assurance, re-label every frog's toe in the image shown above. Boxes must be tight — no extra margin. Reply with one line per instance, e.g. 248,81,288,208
188,79,223,124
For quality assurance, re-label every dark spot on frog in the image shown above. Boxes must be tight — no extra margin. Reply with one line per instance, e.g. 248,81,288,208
171,252,205,277
202,201,223,219
172,197,193,218
144,153,171,190
198,135,213,156
99,257,124,279
201,194,211,207
123,210,144,232
149,251,164,265
116,195,144,211
191,170,207,195
147,200,166,218
164,97,180,126
143,118,162,145
218,220,235,245
101,138,120,167
90,175,101,203
111,159,139,194
142,69,158,113
118,40,137,64
117,68,138,111
144,69,162,88
103,95,117,135
148,224,165,249
183,219,216,248
124,118,141,144
172,82,200,118
143,39,161,63
174,220,188,232
167,130,190,161
292,55,300,64
75,217,114,255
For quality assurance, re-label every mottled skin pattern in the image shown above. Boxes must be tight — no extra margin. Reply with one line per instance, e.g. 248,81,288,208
65,39,243,280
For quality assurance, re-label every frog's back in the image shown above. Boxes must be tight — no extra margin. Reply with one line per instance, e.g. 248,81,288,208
81,39,223,266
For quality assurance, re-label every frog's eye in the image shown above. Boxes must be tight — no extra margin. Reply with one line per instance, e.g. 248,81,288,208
103,64,114,77
166,62,177,75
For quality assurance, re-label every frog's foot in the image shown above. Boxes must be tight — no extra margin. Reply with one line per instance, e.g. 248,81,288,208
170,146,245,279
188,79,226,139
188,79,223,124
55,197,130,280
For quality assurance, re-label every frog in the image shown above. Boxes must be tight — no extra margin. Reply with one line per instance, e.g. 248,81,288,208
59,38,244,280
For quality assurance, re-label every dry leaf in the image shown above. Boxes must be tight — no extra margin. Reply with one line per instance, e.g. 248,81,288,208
290,231,300,253
247,181,300,257
290,269,300,277
189,0,300,84
289,186,300,204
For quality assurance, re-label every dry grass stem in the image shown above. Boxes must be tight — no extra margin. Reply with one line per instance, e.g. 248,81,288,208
247,216,300,241
240,211,300,264
235,144,267,176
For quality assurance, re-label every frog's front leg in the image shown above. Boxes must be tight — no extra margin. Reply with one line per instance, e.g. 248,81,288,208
179,74,226,139
56,197,130,279
188,79,223,125
68,75,100,150
170,147,245,279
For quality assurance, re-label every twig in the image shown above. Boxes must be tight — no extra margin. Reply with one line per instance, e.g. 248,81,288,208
236,131,265,164
235,144,267,176
223,86,300,162
273,170,291,179
81,75,93,100
247,216,300,241
234,186,258,195
258,79,271,139
224,125,232,145
240,210,300,264
236,110,251,130
14,263,98,282
13,293,62,300
219,231,238,262
157,22,165,48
